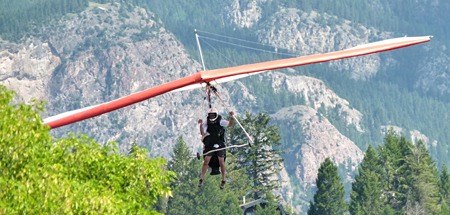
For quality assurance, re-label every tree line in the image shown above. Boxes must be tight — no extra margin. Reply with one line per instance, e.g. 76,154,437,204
0,0,88,41
4,84,450,214
308,130,450,215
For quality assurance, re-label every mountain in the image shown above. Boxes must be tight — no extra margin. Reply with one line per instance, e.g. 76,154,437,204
1,1,449,213
1,3,205,157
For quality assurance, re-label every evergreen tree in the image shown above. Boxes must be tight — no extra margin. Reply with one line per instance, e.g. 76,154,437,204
439,165,450,210
377,131,413,212
375,132,442,214
350,146,391,215
228,112,284,200
167,136,196,186
166,177,242,215
308,158,347,215
0,0,88,41
164,136,200,213
404,141,441,214
253,192,284,215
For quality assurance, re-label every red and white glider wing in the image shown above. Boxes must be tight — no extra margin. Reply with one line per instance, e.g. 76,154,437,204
44,36,431,129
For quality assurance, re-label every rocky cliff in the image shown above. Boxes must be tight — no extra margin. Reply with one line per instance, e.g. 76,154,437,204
1,2,207,156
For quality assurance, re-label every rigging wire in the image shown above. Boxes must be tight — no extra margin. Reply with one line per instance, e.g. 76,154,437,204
201,39,238,67
198,35,298,58
197,29,278,48
196,29,298,57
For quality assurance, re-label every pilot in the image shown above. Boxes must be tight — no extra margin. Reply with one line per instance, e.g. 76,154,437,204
197,108,234,189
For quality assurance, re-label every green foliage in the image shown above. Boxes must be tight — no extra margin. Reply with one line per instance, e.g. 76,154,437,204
239,76,306,114
0,86,52,185
403,141,441,214
254,201,280,215
439,165,450,209
0,85,174,214
167,178,242,215
167,136,195,186
378,131,414,211
228,112,284,199
254,193,284,215
136,0,233,49
350,146,388,215
308,158,348,215
349,132,443,214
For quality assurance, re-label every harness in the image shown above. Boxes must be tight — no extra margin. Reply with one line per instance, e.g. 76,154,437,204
206,115,225,143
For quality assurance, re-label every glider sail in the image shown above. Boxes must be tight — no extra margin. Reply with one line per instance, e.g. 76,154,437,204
44,36,432,129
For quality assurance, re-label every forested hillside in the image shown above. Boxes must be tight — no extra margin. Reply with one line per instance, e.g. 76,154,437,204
0,0,88,41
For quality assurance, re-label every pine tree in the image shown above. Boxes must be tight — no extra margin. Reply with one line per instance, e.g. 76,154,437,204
404,141,441,214
377,132,442,214
378,131,413,212
164,136,200,213
350,146,390,215
308,158,347,215
228,112,284,200
154,136,195,213
254,193,282,215
167,136,196,186
166,153,244,214
439,165,450,210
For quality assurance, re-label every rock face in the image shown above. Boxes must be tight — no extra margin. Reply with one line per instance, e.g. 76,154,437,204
0,39,60,102
273,105,363,185
269,72,365,185
415,48,450,96
0,3,207,156
225,0,268,28
43,4,203,155
268,74,365,209
256,8,390,81
269,72,364,132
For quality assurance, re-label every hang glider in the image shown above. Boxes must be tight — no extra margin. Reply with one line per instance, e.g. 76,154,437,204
44,36,432,129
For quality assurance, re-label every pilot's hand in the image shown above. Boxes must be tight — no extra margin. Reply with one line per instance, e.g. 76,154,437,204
229,111,234,117
198,119,203,124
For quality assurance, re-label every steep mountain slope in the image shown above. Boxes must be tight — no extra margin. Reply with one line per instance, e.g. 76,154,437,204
1,3,206,156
